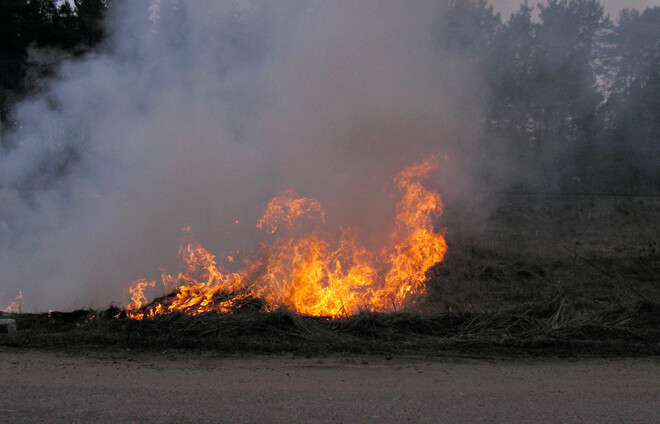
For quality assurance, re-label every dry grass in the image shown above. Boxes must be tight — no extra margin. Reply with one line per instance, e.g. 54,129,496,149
1,293,658,356
1,195,658,357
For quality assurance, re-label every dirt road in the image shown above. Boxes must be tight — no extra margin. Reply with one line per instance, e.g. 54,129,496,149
0,349,658,423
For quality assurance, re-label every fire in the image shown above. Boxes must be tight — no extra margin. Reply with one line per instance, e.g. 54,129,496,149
127,157,446,318
3,291,23,313
256,189,325,234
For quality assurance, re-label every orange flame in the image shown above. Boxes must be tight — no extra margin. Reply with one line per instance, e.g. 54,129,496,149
3,291,23,313
256,189,325,234
127,157,446,318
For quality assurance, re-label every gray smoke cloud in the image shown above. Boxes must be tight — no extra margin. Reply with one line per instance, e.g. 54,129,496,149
491,0,660,18
0,0,483,311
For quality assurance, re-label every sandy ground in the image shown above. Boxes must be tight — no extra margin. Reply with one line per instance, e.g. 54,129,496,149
0,349,658,423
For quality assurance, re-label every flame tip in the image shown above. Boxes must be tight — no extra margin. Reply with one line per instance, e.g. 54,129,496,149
126,157,446,319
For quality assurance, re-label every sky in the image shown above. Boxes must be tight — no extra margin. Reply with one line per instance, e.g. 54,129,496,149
492,0,660,19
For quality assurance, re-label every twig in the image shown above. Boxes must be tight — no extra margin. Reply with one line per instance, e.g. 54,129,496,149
339,298,348,318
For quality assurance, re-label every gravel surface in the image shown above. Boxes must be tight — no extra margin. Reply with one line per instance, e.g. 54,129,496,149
0,349,658,424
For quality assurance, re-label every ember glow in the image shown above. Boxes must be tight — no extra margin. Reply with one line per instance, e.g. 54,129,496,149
126,157,446,319
3,291,23,313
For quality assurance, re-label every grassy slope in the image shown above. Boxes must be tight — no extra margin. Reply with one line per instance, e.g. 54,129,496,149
2,196,659,357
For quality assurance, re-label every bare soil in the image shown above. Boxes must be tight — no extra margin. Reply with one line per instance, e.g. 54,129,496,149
0,349,658,424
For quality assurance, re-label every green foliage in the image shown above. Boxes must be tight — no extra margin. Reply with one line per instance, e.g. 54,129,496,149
484,1,607,188
446,0,658,193
0,0,110,123
439,0,502,55
599,8,660,191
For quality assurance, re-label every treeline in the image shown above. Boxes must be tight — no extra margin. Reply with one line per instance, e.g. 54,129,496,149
1,0,658,193
441,0,660,193
0,0,108,124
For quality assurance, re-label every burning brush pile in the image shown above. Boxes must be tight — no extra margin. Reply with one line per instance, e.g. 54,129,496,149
126,157,447,320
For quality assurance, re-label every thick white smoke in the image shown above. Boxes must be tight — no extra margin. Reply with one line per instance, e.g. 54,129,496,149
0,0,482,311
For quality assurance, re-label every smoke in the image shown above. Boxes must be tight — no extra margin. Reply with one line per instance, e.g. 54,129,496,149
0,0,484,311
491,0,660,20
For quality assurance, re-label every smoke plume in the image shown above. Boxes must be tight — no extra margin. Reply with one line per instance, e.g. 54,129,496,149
0,0,483,311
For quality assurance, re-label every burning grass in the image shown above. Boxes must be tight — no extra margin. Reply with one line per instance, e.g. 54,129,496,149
2,193,658,357
125,157,447,319
2,292,659,356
